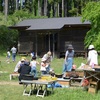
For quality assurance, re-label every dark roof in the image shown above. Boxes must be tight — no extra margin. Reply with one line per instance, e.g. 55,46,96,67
15,17,90,31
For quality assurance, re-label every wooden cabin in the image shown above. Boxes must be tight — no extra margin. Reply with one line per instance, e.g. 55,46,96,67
10,17,91,58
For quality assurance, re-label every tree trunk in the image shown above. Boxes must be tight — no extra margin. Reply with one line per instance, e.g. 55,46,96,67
57,3,59,17
4,0,8,20
38,0,41,16
15,0,18,10
44,0,47,16
64,0,67,17
62,0,64,17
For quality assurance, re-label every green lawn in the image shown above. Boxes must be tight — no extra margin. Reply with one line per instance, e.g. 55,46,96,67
0,54,100,100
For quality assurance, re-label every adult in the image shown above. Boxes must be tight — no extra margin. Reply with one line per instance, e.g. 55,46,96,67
18,60,31,82
11,46,17,62
14,57,26,73
63,44,74,74
42,51,52,73
86,45,98,67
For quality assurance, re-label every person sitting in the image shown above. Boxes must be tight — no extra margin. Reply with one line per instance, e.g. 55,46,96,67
18,60,32,83
14,57,26,73
40,58,49,75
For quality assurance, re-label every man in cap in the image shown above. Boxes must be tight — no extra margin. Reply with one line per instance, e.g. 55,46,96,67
86,45,98,67
63,44,74,74
14,57,26,73
18,60,32,83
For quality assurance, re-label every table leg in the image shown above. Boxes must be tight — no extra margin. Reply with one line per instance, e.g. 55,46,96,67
36,85,47,98
23,83,33,96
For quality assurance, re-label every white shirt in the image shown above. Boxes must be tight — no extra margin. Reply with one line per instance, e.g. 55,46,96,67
87,50,98,66
30,61,37,68
42,54,52,63
11,47,17,53
7,51,11,56
14,61,21,72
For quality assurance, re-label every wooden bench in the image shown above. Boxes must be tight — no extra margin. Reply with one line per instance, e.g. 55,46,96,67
88,81,98,93
10,73,19,80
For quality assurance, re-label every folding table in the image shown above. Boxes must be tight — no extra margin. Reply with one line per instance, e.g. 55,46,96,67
21,79,57,97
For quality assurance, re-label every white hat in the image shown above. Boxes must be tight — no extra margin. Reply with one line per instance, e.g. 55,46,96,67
41,58,46,61
88,45,94,49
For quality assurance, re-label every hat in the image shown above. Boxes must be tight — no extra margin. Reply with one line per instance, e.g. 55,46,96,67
67,45,74,49
21,57,26,61
88,45,94,49
41,58,46,61
21,58,25,62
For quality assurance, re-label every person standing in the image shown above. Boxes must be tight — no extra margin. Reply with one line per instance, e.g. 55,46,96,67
6,49,11,63
30,51,35,59
30,56,39,77
86,45,98,67
11,46,17,62
63,45,74,74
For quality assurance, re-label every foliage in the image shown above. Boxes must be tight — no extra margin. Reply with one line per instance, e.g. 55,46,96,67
82,2,100,50
0,25,18,49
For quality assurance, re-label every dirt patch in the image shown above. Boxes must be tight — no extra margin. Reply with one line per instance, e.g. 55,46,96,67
0,81,20,86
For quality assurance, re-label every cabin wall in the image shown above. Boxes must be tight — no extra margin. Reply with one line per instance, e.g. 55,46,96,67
18,28,89,57
58,28,89,57
18,32,36,54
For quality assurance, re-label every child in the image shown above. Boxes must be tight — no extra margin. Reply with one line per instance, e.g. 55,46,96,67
6,49,11,63
30,56,39,77
40,58,49,75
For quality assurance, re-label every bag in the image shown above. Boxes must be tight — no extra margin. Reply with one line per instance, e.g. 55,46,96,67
22,74,34,80
67,72,79,78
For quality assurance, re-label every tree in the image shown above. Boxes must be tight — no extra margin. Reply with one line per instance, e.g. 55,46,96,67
0,25,18,49
82,1,100,50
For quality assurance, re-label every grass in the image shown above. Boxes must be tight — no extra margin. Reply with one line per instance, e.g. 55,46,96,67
0,53,100,100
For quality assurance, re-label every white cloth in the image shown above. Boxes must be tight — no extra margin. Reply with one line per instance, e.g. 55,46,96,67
14,61,21,72
40,62,47,71
87,50,98,66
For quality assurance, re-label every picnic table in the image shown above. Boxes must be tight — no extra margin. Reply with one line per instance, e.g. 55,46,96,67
83,68,100,93
21,79,57,97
